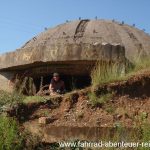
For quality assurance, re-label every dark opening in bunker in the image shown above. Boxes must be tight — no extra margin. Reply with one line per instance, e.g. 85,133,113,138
33,75,91,94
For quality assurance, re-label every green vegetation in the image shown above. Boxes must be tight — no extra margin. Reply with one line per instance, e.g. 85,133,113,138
88,92,113,106
91,58,150,88
89,58,150,107
0,91,24,112
139,123,150,150
23,95,46,104
139,112,148,122
91,61,124,87
0,115,23,150
133,57,150,72
0,58,149,149
105,106,115,114
0,90,47,112
0,91,24,106
0,91,24,149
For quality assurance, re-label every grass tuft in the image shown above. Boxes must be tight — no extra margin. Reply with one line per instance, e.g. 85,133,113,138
91,61,125,87
0,91,24,112
0,115,23,150
91,58,150,88
133,57,150,72
23,96,46,104
88,92,113,106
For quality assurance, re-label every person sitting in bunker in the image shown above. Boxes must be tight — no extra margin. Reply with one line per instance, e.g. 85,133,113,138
49,73,66,95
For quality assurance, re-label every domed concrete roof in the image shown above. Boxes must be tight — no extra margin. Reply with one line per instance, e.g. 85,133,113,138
22,19,150,58
0,19,150,71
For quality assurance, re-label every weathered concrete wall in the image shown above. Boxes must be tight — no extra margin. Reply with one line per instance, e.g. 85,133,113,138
23,123,139,143
0,72,14,92
0,42,126,92
0,43,125,71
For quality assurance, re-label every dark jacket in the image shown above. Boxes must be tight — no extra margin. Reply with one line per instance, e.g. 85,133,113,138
50,79,65,92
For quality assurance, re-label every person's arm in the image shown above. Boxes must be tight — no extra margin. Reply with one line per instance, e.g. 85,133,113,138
49,82,54,93
49,84,52,91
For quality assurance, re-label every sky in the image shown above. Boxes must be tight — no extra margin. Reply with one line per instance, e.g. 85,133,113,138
0,0,150,54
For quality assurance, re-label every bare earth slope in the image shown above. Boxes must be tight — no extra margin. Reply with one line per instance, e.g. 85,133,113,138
8,70,150,143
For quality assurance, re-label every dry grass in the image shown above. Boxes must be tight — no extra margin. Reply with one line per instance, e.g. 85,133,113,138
89,58,150,108
131,57,150,72
91,58,150,87
91,61,125,87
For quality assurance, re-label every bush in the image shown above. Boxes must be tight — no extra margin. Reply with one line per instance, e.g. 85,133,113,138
0,115,23,150
141,123,150,140
0,91,24,112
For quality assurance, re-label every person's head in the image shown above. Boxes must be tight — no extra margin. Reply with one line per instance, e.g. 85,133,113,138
53,72,60,82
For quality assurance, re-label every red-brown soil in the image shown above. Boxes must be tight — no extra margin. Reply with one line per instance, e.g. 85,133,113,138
7,70,150,142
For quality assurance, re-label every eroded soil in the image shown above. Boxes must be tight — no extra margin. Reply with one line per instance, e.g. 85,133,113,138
7,71,150,143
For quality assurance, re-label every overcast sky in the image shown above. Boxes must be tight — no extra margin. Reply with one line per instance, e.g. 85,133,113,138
0,0,150,54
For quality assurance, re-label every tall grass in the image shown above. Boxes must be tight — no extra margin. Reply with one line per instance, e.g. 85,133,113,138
91,58,150,87
138,123,150,150
89,58,150,106
91,61,125,87
0,115,23,150
132,57,150,72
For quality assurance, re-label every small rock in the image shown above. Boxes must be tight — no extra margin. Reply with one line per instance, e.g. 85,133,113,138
64,108,69,112
81,106,84,110
38,117,52,124
117,114,122,120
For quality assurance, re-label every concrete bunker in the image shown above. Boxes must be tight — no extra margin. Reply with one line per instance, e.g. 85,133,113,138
2,19,149,94
0,42,126,95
